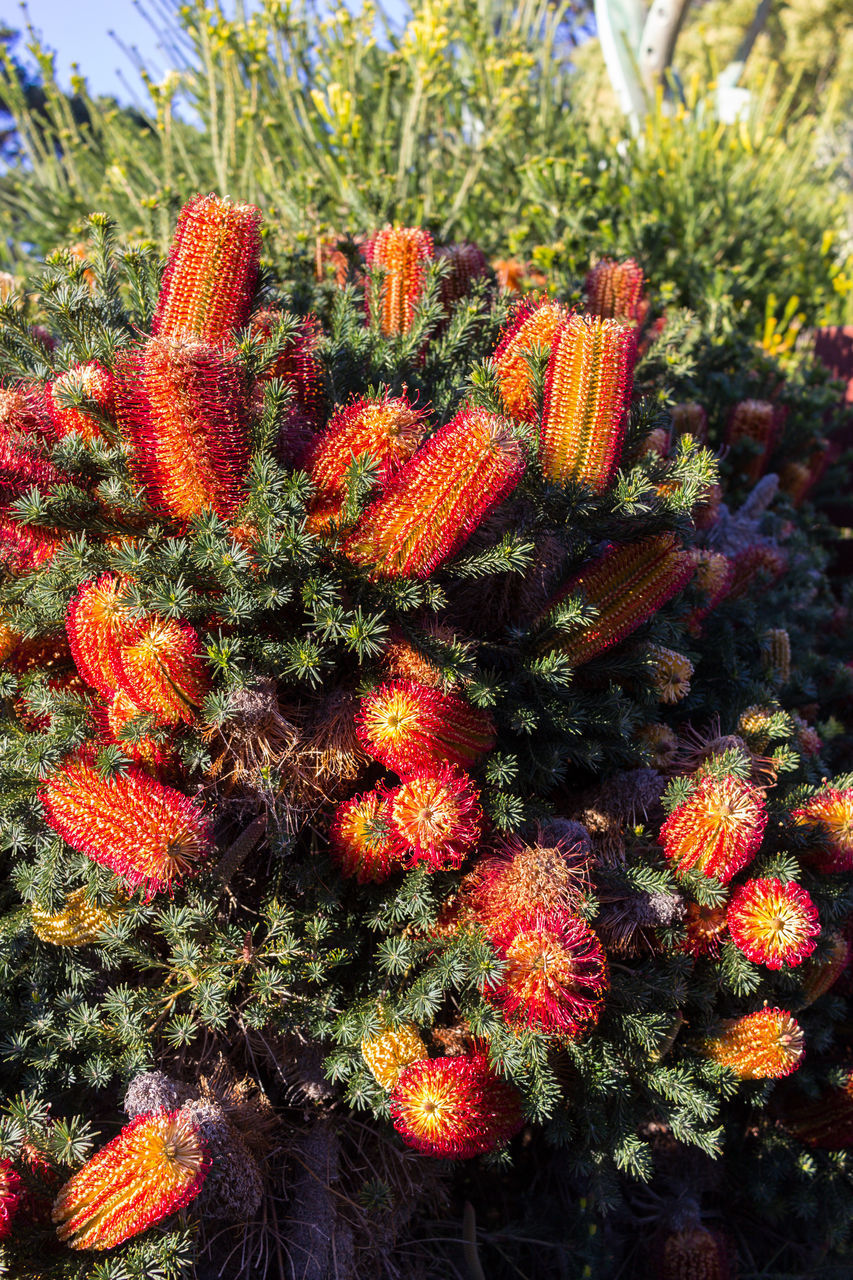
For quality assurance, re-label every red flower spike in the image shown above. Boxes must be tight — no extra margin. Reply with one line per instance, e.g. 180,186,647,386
701,1008,804,1080
94,688,173,770
585,258,646,322
539,314,636,492
543,533,694,667
344,406,525,579
726,400,781,483
114,616,211,725
389,1052,523,1158
386,765,481,870
792,787,853,872
115,335,249,523
727,878,819,969
153,194,262,344
0,1159,22,1240
493,298,569,421
780,1068,853,1148
436,241,490,311
726,544,787,601
249,310,322,419
364,225,434,336
659,774,767,884
356,679,496,775
66,573,139,700
45,362,114,442
329,789,401,883
52,1109,209,1250
0,516,62,576
41,751,211,898
483,906,608,1036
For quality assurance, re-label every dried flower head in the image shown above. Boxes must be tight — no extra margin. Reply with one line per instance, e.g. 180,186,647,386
31,887,121,947
727,878,819,969
52,1110,209,1250
41,751,211,898
329,789,400,883
389,1052,523,1158
364,226,434,336
700,1008,804,1079
153,193,262,344
484,907,608,1036
539,313,636,492
493,298,569,421
386,765,481,870
585,257,646,322
792,787,853,872
356,679,495,775
647,644,694,703
659,774,767,884
362,1023,429,1090
345,407,525,579
45,362,114,442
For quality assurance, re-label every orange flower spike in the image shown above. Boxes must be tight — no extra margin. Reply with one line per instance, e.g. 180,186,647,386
66,573,140,699
345,406,525,579
543,534,694,667
364,225,434,336
493,298,569,421
100,688,174,770
40,750,211,898
659,774,767,884
386,765,482,871
114,616,211,725
727,878,820,969
45,362,115,442
700,1008,804,1079
585,258,646,322
389,1052,523,1158
329,789,401,883
726,399,781,483
153,193,263,344
52,1110,209,1250
792,786,853,872
115,336,249,522
539,314,636,491
307,393,427,509
356,679,496,774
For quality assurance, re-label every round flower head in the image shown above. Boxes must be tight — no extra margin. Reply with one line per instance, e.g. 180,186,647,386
659,774,767,884
362,1023,428,1090
329,789,400,883
356,679,495,775
791,787,853,872
0,1159,22,1240
389,1052,523,1158
647,644,694,703
467,836,590,935
386,765,481,870
727,878,819,970
53,1109,209,1250
700,1008,804,1080
485,907,608,1037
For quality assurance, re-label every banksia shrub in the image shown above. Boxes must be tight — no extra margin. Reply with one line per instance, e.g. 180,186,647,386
660,774,767,883
329,789,399,883
364,225,433,336
40,751,211,898
727,878,819,969
700,1008,804,1079
30,887,120,946
362,1023,428,1089
585,257,646,322
389,1053,523,1158
52,1110,209,1250
0,1160,22,1239
115,336,249,522
538,313,636,491
355,679,495,775
484,907,608,1036
344,406,525,578
45,361,114,441
386,765,481,870
543,534,694,667
152,193,262,344
792,787,853,872
493,298,569,420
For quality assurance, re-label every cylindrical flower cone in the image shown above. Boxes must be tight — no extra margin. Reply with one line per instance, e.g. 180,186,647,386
726,399,781,483
493,298,569,421
541,534,694,668
40,750,211,898
0,516,62,576
362,1023,428,1090
52,1110,209,1250
249,309,322,419
585,257,646,322
114,616,211,725
344,406,525,579
152,193,262,344
385,765,482,870
364,226,434,336
66,573,140,700
700,1008,804,1079
0,1160,22,1240
660,1225,732,1280
799,932,851,1006
659,774,767,884
389,1052,523,1158
647,644,693,703
355,679,496,775
727,878,819,969
538,313,636,492
115,335,249,523
436,241,490,311
31,887,122,947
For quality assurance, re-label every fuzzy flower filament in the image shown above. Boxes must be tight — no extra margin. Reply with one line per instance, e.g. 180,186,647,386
386,765,482,870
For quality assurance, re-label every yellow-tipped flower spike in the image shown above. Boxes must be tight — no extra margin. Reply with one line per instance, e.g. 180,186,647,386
493,298,569,422
647,644,694,703
700,1008,804,1079
362,1023,428,1090
31,887,121,947
364,226,434,336
52,1110,209,1250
